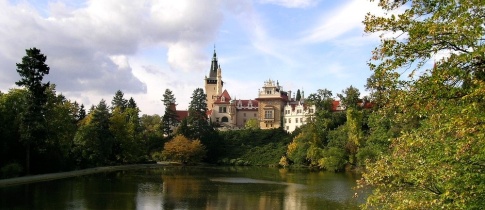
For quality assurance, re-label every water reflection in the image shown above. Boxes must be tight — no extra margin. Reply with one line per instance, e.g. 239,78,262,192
0,166,366,210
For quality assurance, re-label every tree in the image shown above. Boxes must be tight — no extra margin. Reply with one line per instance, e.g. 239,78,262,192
295,89,302,101
78,104,86,121
127,97,137,109
140,114,164,153
0,89,28,177
111,90,127,112
360,1,485,209
74,99,114,167
337,86,361,110
160,135,206,164
161,89,179,136
185,88,211,139
15,47,50,174
244,118,259,129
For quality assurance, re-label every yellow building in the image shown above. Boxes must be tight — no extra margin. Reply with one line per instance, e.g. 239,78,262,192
255,79,288,129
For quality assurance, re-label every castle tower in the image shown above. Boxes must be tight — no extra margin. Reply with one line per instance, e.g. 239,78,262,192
205,47,223,109
255,79,288,129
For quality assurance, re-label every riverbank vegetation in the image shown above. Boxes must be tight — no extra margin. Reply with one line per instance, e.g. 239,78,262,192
1,0,484,208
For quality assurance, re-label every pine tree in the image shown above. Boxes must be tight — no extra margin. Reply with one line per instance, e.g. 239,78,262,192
111,90,127,112
78,104,86,121
296,89,301,101
186,88,211,139
15,47,50,174
161,89,179,137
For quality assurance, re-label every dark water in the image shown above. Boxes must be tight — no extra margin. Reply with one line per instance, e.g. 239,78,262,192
0,166,368,210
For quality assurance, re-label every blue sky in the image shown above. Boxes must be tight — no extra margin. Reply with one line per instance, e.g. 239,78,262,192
0,0,386,115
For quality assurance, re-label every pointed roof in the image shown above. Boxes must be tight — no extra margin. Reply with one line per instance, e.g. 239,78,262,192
208,46,218,78
214,89,231,104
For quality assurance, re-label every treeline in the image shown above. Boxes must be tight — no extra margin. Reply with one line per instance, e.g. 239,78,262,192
279,87,379,172
0,86,167,177
0,48,168,178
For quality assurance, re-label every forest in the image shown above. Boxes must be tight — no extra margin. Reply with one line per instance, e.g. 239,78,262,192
1,0,484,209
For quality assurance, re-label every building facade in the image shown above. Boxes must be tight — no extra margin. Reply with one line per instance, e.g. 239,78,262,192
255,79,288,129
283,98,315,133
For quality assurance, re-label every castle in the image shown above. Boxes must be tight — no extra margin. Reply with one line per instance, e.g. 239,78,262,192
204,48,316,132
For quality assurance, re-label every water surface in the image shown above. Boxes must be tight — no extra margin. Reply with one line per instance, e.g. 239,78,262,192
0,166,367,209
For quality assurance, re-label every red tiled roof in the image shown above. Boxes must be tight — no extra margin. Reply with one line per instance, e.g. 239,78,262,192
214,89,232,104
236,99,258,108
176,110,189,120
331,100,341,111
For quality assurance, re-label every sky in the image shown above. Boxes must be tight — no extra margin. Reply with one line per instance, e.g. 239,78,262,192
0,0,388,115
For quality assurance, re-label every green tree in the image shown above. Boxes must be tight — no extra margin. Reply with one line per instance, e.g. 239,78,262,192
78,104,86,121
161,89,178,137
74,99,114,167
15,47,50,174
295,89,301,101
337,86,361,110
111,90,127,112
41,86,78,172
360,0,485,209
185,88,211,139
0,89,28,176
244,118,259,129
140,114,165,154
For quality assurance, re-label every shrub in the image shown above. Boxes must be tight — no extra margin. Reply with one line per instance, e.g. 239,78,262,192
1,162,23,178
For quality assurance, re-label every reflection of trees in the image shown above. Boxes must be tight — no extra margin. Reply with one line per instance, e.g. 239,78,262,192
161,173,208,209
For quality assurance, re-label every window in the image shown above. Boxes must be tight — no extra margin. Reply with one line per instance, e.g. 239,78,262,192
300,118,303,123
216,118,219,123
219,106,227,113
243,119,246,124
265,110,273,119
286,126,289,130
289,118,291,123
244,113,246,117
297,109,302,114
221,117,229,122
296,118,298,123
221,96,225,102
254,113,257,117
309,109,314,113
284,118,287,123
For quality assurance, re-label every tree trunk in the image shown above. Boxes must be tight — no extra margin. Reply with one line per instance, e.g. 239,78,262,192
26,144,30,175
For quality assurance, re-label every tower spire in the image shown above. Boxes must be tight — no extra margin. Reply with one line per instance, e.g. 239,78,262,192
209,44,218,78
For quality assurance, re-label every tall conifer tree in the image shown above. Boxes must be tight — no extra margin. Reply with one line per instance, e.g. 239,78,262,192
15,47,50,174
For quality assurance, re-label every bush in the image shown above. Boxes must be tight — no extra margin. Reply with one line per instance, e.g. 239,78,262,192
1,163,23,178
161,135,206,164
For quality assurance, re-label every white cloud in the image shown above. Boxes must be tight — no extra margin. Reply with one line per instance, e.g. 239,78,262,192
259,0,319,8
0,0,229,114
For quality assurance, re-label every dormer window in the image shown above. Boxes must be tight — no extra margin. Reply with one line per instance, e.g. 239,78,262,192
221,96,225,102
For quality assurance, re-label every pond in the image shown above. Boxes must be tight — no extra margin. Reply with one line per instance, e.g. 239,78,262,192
0,166,368,210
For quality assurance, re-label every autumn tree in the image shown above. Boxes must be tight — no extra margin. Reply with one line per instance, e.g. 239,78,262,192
15,47,50,174
360,0,485,209
161,135,206,164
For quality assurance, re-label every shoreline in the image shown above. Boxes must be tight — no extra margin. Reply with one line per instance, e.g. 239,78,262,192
0,163,174,187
